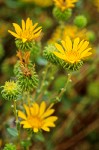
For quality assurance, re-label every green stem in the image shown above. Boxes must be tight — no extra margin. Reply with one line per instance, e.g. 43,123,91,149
13,100,18,122
55,73,72,102
27,91,31,107
39,63,50,92
13,100,20,141
35,63,51,101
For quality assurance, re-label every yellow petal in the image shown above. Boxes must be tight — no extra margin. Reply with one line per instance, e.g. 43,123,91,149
26,18,31,30
61,40,67,51
41,126,50,132
33,128,39,132
79,41,89,53
73,37,80,50
44,122,55,127
55,43,65,54
44,116,58,123
53,52,66,60
22,19,25,31
77,40,84,50
41,109,55,119
81,51,92,58
20,121,27,125
23,122,32,128
13,23,22,35
32,103,39,115
30,107,35,116
24,104,30,116
18,110,26,120
33,30,42,38
33,27,42,34
31,23,38,31
80,48,92,55
8,30,20,38
22,38,27,43
65,36,72,51
39,101,46,116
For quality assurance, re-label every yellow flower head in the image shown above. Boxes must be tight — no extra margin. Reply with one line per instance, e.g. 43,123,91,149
48,25,87,44
20,0,53,7
18,101,58,132
53,36,92,64
33,0,53,7
8,18,42,43
53,0,78,11
4,81,17,92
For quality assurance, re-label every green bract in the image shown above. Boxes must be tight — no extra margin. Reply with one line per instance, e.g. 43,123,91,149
14,61,39,92
15,39,34,51
53,7,72,21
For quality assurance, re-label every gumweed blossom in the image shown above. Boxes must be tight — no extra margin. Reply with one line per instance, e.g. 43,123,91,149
53,0,78,11
53,36,92,64
1,81,21,101
21,0,53,7
18,101,58,132
8,18,42,43
48,25,87,44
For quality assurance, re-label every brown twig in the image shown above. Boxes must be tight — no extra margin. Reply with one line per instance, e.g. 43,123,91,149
55,118,99,150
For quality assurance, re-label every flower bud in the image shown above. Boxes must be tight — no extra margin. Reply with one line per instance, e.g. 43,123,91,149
74,15,87,28
43,44,60,65
1,81,21,101
86,31,96,43
53,7,72,21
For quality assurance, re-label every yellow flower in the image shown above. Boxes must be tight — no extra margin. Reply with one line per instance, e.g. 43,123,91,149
20,0,53,7
53,36,92,64
53,0,78,11
48,25,87,44
4,81,17,92
18,101,58,132
8,18,42,43
63,25,87,40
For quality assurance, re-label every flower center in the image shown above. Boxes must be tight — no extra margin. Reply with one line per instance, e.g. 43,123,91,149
20,30,33,41
4,82,17,92
65,51,81,63
27,116,43,128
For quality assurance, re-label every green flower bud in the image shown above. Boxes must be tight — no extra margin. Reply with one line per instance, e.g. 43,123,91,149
86,31,96,43
53,7,72,21
1,81,21,101
14,62,39,92
43,44,60,65
74,15,87,28
3,143,16,150
15,39,34,51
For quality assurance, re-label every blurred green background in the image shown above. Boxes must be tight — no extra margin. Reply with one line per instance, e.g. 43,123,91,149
0,0,99,149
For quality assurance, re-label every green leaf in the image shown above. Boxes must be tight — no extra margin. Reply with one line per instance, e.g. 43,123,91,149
7,128,18,137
